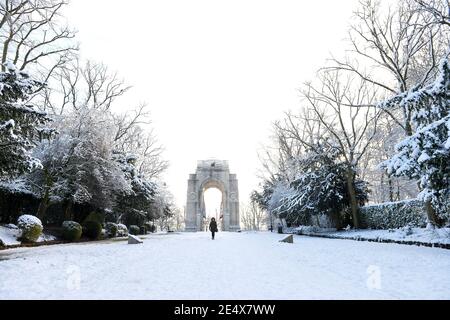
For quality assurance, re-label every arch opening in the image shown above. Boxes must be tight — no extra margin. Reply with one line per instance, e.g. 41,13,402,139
202,187,223,231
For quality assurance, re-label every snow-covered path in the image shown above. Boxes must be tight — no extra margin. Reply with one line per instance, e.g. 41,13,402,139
1,232,449,300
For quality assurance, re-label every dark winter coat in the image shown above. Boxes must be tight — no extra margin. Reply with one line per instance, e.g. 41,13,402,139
209,220,218,232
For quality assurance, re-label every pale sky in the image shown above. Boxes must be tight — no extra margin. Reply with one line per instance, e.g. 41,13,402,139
65,0,360,209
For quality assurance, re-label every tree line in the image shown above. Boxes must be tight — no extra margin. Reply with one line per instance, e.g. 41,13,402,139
251,0,449,229
0,0,175,229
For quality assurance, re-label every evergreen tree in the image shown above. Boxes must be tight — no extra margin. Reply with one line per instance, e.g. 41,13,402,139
275,145,369,227
113,151,158,226
0,63,53,180
381,57,450,225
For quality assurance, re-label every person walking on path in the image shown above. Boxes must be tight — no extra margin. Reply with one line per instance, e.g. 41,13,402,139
209,218,218,240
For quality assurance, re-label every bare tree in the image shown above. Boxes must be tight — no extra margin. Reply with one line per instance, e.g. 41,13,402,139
0,0,78,83
240,201,267,231
114,124,169,180
42,59,169,179
329,0,448,136
359,112,419,203
257,107,329,184
42,59,130,115
166,207,184,231
301,70,380,228
412,0,450,26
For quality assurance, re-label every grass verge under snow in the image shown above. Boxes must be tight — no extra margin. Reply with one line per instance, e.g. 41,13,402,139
1,232,449,300
295,227,450,249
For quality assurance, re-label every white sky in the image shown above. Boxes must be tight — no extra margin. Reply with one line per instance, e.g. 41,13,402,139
65,0,360,209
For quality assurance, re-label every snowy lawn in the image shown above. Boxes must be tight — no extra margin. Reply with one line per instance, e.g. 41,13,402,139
1,232,450,300
0,225,56,246
296,227,450,247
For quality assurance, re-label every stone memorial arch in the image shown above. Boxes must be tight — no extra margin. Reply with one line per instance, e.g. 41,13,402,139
185,160,240,232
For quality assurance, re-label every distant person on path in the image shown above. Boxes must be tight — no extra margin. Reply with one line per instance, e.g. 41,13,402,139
209,218,218,240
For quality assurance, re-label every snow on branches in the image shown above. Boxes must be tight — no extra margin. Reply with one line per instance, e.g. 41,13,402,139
380,57,450,221
275,146,369,226
0,63,54,179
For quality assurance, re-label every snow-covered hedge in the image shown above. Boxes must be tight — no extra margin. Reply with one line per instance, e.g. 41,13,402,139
129,225,140,236
117,224,128,237
62,221,82,242
105,222,118,238
82,221,102,239
359,199,427,230
17,215,43,242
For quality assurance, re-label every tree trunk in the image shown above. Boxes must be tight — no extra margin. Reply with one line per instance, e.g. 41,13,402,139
396,181,400,202
425,200,440,227
36,169,53,220
388,177,394,202
346,170,360,229
64,202,73,221
36,197,50,221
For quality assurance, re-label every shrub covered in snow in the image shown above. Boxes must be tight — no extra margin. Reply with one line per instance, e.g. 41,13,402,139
105,222,118,238
62,221,82,242
139,225,147,235
145,223,157,233
82,221,102,239
359,199,427,230
129,225,140,236
295,226,319,235
117,224,128,237
17,215,43,242
294,225,337,235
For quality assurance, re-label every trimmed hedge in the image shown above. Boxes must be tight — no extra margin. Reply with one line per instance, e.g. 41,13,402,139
145,223,157,233
129,225,140,236
83,221,102,239
105,222,118,238
360,199,427,230
62,221,82,242
117,224,128,237
17,215,43,243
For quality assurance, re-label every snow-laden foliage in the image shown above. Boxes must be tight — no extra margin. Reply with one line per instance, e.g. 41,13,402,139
380,58,450,221
360,199,428,229
250,179,278,212
105,222,118,238
62,220,81,230
273,146,369,226
0,63,54,180
113,151,159,226
17,214,43,229
0,178,34,196
117,223,128,237
28,108,132,219
61,221,82,242
267,180,293,214
17,214,43,242
250,177,284,227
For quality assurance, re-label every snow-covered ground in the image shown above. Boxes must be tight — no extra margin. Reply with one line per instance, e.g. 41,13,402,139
295,226,450,246
1,232,450,300
0,225,56,246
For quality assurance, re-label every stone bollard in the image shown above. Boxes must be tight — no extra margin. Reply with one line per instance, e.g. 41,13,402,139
128,234,143,244
279,235,294,244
